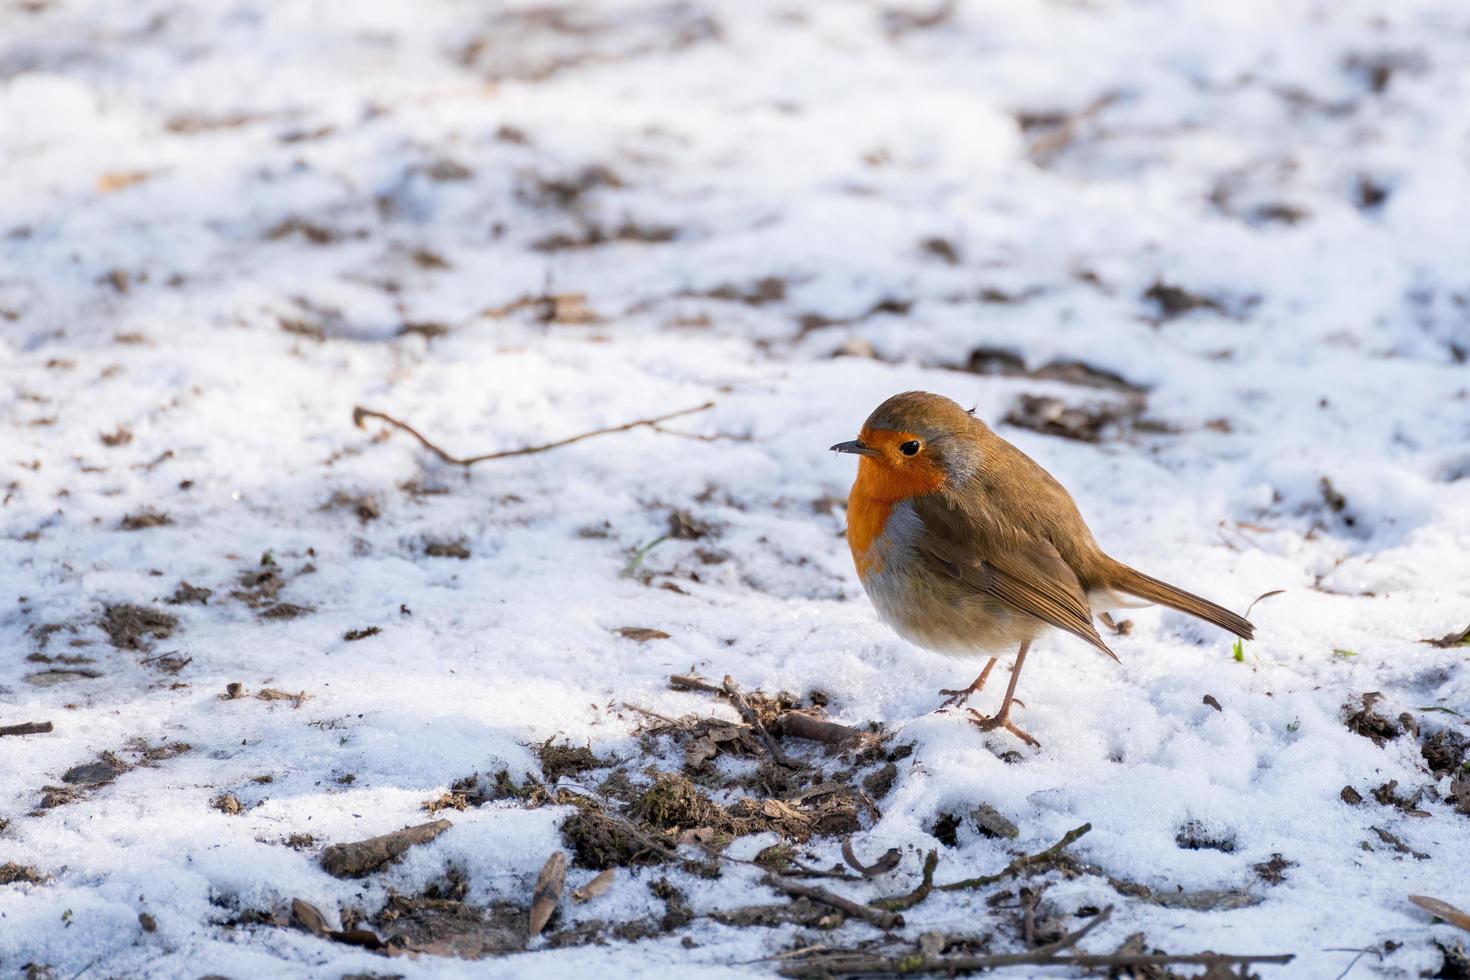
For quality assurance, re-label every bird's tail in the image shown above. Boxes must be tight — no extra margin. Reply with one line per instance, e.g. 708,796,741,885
1100,559,1254,640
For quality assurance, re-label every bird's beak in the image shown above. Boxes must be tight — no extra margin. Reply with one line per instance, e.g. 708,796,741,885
830,439,876,457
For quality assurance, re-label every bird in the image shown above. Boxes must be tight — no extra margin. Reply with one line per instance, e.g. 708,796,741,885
831,390,1254,747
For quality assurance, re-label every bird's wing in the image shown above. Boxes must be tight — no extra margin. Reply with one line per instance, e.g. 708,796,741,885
913,495,1116,660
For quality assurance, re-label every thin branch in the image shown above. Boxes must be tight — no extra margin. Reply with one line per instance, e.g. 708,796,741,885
764,875,905,931
352,401,716,467
775,712,868,747
872,850,937,912
938,823,1092,892
0,721,53,737
671,673,870,747
723,676,795,768
1032,905,1111,956
669,672,726,695
871,824,1090,913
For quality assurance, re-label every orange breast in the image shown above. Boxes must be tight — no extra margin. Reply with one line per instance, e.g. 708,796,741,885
846,447,946,578
846,489,894,578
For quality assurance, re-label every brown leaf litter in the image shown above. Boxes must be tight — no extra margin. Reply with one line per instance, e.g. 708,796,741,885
1002,393,1162,443
1343,692,1402,746
231,551,316,619
99,603,178,650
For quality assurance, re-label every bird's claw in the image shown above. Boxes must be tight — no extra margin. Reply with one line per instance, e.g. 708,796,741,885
965,708,1040,748
936,686,978,710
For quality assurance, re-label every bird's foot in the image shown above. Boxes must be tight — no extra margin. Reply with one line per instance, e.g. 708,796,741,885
935,660,998,711
966,708,1040,748
936,685,978,710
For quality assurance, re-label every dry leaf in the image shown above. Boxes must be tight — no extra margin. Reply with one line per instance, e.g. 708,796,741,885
529,851,567,938
1422,624,1470,648
97,171,151,194
684,735,720,769
1409,895,1470,933
615,627,670,643
572,868,614,903
290,897,329,936
1203,694,1223,712
1244,589,1287,618
257,688,310,708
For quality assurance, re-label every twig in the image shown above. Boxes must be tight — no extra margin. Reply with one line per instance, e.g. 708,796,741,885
0,721,53,737
938,823,1091,892
671,674,870,747
352,401,716,467
1032,905,1111,956
619,535,669,579
617,703,687,729
778,950,1295,977
872,850,937,912
669,673,725,695
872,825,1090,913
764,875,905,930
722,675,795,768
319,819,451,878
774,712,867,747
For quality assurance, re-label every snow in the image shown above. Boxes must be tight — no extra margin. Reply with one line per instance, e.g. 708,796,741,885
2,0,1470,976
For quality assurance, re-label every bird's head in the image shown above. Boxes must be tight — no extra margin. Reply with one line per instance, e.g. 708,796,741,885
830,391,982,500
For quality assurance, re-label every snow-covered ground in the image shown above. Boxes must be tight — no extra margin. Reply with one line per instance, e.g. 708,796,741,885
3,1,1470,976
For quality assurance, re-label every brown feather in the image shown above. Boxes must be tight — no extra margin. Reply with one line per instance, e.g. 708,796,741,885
1095,559,1254,640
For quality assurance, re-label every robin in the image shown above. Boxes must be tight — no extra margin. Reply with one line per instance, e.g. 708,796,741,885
831,390,1254,747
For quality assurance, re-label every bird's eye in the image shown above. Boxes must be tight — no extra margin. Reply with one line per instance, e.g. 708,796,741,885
899,440,921,456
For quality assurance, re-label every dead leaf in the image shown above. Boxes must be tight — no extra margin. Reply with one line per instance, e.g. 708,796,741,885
290,897,329,936
572,868,614,903
1244,589,1286,618
529,851,567,938
97,171,152,194
1422,625,1470,648
615,627,670,643
257,688,310,708
1203,694,1223,712
1409,895,1470,934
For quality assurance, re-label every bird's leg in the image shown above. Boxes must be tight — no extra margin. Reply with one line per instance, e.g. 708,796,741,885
968,641,1040,748
937,657,997,710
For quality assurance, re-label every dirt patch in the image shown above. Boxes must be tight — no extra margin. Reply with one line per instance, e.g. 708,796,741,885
560,808,666,870
212,793,245,815
1174,820,1236,853
119,509,172,530
375,892,526,958
1344,692,1401,746
531,220,676,253
539,740,605,783
960,349,1146,394
1251,853,1295,885
1002,393,1158,443
231,552,315,619
1142,280,1226,321
0,863,45,885
424,539,471,559
100,604,178,650
166,581,213,605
